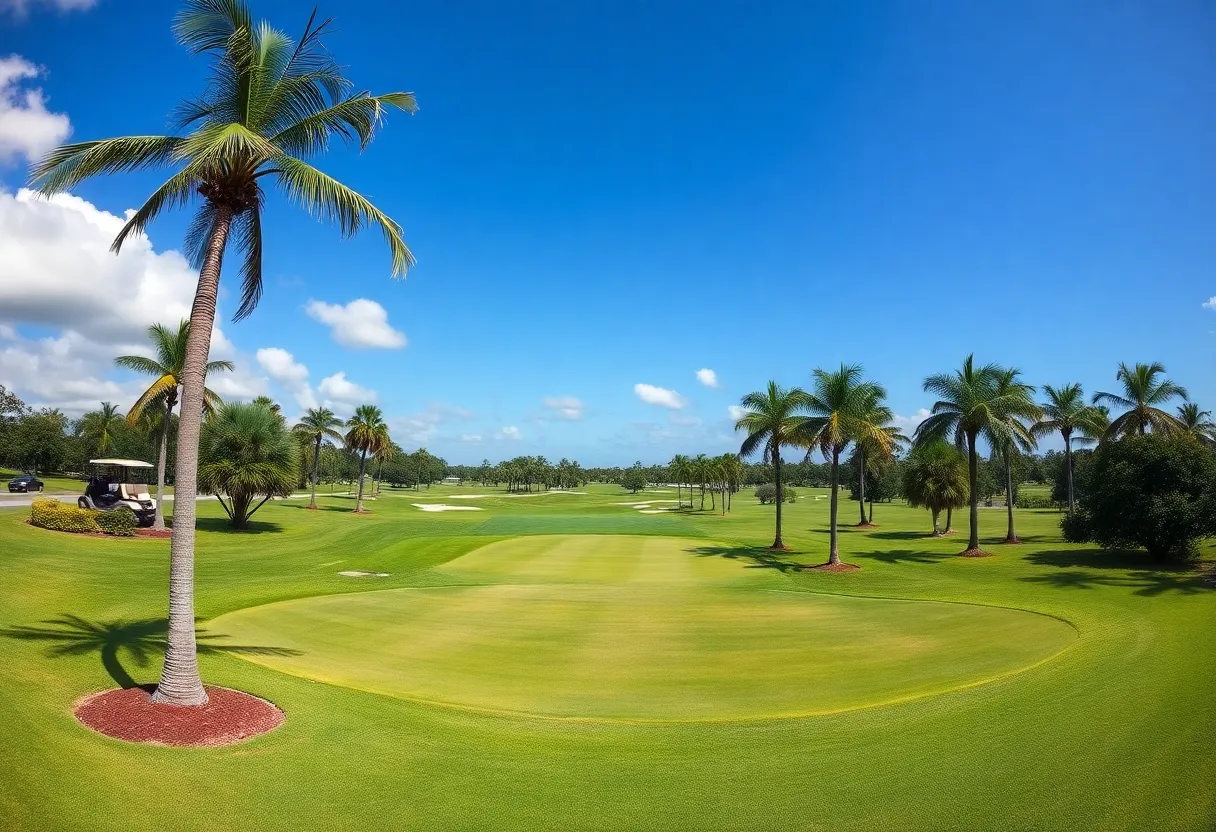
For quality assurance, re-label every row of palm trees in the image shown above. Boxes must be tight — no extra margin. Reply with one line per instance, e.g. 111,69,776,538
669,453,744,513
734,358,1207,563
292,405,391,513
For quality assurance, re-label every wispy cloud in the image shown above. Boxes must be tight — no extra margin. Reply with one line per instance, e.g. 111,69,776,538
1203,296,1215,311
542,395,584,421
634,383,687,409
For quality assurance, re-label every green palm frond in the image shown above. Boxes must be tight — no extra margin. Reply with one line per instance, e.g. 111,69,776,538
127,375,178,424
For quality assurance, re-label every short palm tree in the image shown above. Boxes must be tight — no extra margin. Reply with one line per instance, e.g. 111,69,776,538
1093,362,1188,439
115,320,232,532
802,364,893,567
735,381,812,549
1032,383,1106,512
345,405,389,513
915,355,1039,556
292,407,343,509
33,1,415,707
901,441,969,535
79,402,124,455
198,402,299,528
983,367,1040,544
1176,403,1216,447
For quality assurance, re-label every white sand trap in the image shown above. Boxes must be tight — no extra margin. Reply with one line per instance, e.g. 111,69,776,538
503,491,586,498
615,501,652,507
412,503,485,512
338,570,390,577
449,494,491,499
638,509,675,514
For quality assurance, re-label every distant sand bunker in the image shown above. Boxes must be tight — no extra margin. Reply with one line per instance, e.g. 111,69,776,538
339,570,390,577
412,504,485,512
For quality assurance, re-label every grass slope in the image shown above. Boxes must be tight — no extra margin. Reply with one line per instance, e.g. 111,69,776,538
0,484,1213,830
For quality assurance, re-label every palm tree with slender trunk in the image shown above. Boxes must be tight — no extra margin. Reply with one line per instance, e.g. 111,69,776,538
1093,362,1188,439
982,368,1040,544
803,365,893,567
345,405,389,513
292,407,343,509
116,321,232,532
901,441,969,535
915,355,1038,557
1032,383,1105,512
735,381,812,550
33,1,415,706
1176,403,1216,447
79,402,124,455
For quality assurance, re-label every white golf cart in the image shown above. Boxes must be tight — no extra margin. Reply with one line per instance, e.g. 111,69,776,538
78,458,157,528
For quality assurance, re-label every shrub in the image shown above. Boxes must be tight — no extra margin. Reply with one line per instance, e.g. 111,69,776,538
1016,495,1059,510
95,505,137,536
1079,435,1216,561
784,487,797,503
755,484,796,504
30,499,100,534
1060,509,1091,544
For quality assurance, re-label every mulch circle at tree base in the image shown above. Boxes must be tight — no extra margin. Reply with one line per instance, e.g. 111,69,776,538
74,685,284,747
959,548,992,558
804,562,861,573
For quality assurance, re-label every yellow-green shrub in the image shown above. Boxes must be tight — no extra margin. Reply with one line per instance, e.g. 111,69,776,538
95,505,137,536
30,499,100,534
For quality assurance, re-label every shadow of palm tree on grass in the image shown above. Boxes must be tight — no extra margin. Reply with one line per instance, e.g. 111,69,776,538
1018,548,1214,596
853,549,957,565
0,615,301,689
685,544,813,573
194,517,284,534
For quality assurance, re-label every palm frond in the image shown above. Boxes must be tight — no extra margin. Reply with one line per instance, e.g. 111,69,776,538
127,375,178,424
110,170,199,254
230,197,265,320
30,136,185,195
271,92,417,157
114,355,170,377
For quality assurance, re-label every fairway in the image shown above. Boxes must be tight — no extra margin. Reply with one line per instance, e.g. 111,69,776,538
217,535,1076,720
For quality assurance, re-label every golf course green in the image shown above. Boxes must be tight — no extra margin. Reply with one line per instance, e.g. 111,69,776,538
1,485,1214,830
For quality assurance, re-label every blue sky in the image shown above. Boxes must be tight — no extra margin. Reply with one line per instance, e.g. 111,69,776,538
0,0,1213,465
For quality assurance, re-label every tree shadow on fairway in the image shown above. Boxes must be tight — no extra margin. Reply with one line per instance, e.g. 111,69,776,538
195,517,285,534
853,549,956,566
866,530,936,541
1019,549,1215,596
0,615,301,689
276,502,355,513
685,544,813,573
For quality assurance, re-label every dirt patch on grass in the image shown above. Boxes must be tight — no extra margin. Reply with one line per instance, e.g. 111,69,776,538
74,685,283,747
855,523,879,529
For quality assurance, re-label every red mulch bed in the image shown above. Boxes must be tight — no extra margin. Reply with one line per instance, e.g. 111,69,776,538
74,685,284,747
803,562,861,572
959,547,992,558
136,528,172,538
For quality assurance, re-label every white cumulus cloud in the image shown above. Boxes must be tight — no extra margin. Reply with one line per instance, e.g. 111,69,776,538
695,368,719,388
893,408,931,437
542,395,584,421
497,425,522,441
460,433,482,443
305,298,406,349
727,405,747,421
0,57,70,165
1203,296,1215,311
634,383,687,409
317,371,376,412
256,347,317,411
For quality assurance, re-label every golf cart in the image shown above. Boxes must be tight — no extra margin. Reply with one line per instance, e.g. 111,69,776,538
78,459,157,527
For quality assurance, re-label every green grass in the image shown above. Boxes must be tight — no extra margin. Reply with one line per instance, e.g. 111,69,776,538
1,484,1214,830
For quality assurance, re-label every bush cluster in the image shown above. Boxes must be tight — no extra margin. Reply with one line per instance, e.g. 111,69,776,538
755,484,797,504
29,499,137,536
1015,495,1060,510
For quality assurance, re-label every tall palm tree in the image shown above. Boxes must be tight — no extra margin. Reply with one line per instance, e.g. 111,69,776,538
803,365,893,567
79,402,124,455
1093,362,1188,439
372,441,398,497
915,355,1039,556
345,405,389,513
115,320,232,532
1032,383,1106,512
292,407,343,509
735,381,812,550
694,453,711,510
33,2,415,707
982,368,1040,544
853,428,906,524
1176,403,1216,447
901,441,969,535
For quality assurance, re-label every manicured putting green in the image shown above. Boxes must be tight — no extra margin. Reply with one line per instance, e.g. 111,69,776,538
215,535,1076,720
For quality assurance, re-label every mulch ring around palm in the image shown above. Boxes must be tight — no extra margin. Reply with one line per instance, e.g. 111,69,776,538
74,685,283,746
803,562,861,572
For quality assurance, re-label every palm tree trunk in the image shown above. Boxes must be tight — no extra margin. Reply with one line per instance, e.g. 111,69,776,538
946,506,953,533
309,436,321,509
152,204,234,707
966,432,981,553
1064,432,1075,512
868,498,875,523
1003,453,1018,543
931,508,941,535
771,441,784,549
857,446,868,525
355,448,368,512
152,396,173,531
828,447,841,565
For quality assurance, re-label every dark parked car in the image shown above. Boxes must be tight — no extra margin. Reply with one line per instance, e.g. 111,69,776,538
7,474,45,493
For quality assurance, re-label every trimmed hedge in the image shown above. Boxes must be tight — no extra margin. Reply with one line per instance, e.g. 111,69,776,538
1015,495,1060,510
29,499,137,536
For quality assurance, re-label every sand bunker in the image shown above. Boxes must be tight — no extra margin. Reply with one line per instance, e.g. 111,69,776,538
638,509,675,514
339,570,390,577
448,494,491,499
412,504,484,512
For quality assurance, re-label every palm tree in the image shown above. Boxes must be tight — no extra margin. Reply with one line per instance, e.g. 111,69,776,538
853,429,905,524
345,405,389,513
1176,403,1216,447
115,320,232,532
915,355,1039,556
735,381,812,550
1093,362,1188,439
803,365,893,567
372,441,399,497
198,402,299,528
292,407,343,509
983,368,1040,544
901,441,969,535
79,402,124,455
33,2,415,707
1032,383,1106,512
